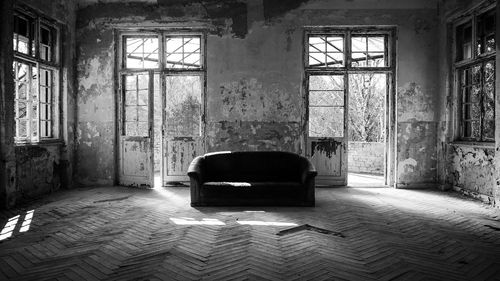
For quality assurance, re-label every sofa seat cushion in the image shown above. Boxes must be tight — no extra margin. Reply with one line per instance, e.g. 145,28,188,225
204,181,301,189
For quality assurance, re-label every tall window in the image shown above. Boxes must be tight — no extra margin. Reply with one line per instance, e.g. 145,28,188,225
455,5,496,142
13,10,59,143
120,33,204,138
305,29,393,139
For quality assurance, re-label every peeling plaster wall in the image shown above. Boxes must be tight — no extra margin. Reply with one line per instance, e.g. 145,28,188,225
75,0,439,187
451,146,496,202
0,0,77,207
437,0,500,206
76,28,116,186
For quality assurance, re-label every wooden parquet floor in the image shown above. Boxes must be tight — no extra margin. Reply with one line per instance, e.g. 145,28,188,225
1,185,500,281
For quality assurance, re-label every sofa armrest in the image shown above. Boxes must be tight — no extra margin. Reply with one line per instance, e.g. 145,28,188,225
299,157,317,184
187,156,205,182
188,156,205,206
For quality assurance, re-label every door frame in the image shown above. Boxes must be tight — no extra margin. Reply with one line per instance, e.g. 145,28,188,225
114,29,207,187
303,26,397,187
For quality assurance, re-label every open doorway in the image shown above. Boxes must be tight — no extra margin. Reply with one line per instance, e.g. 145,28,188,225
347,73,386,187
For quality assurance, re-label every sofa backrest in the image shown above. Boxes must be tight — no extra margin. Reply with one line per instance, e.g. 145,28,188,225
203,151,302,182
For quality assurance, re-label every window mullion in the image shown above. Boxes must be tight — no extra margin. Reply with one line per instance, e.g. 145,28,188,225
345,31,351,70
480,62,486,142
34,63,40,142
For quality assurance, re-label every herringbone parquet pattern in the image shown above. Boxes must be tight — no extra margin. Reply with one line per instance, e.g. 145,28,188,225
1,186,500,281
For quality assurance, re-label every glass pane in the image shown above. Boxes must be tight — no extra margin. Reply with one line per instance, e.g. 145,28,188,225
351,52,367,66
309,91,343,107
137,106,148,121
472,121,480,139
462,87,470,103
32,101,38,117
17,62,28,81
476,9,495,55
368,37,384,52
309,36,325,52
18,80,28,100
125,37,159,69
472,65,482,84
13,15,33,56
351,37,366,52
43,104,51,120
40,121,52,138
309,107,344,137
40,104,46,120
137,90,148,106
326,36,343,52
367,53,385,67
125,106,138,122
485,61,495,82
471,86,481,103
165,36,202,69
184,53,201,67
18,102,27,118
40,26,52,61
125,122,138,136
471,103,481,120
137,122,148,136
125,91,137,106
165,75,202,137
137,74,149,90
462,68,471,86
484,82,495,120
308,35,344,68
32,120,38,138
326,53,344,67
308,52,325,67
165,37,183,53
30,66,38,101
40,87,49,103
41,27,50,45
126,75,137,90
17,120,28,138
349,73,387,142
309,75,344,91
184,37,201,53
456,21,472,61
483,120,495,140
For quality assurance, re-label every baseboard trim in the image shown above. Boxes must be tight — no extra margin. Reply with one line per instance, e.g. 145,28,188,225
452,185,497,206
395,182,439,189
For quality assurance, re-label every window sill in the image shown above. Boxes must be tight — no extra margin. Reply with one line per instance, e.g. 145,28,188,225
449,141,495,149
15,139,64,147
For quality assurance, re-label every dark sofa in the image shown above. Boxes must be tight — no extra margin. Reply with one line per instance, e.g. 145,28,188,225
187,151,317,206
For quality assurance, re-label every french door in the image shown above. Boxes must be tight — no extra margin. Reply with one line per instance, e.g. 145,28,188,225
163,74,205,183
119,71,154,187
306,74,347,186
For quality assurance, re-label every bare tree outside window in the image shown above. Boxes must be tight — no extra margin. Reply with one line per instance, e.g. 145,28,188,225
348,73,386,142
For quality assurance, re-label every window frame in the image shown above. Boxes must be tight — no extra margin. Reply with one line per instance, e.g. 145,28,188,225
13,7,61,145
303,27,396,139
304,27,394,72
117,30,207,138
453,2,496,143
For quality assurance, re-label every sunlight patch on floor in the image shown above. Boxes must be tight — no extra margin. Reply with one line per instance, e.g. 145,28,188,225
348,172,385,187
170,217,225,225
236,221,298,226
